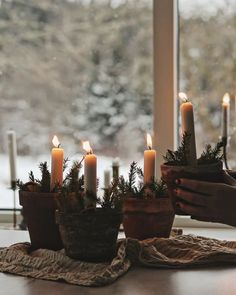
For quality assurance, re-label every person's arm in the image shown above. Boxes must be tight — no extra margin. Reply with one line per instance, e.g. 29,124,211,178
174,171,236,227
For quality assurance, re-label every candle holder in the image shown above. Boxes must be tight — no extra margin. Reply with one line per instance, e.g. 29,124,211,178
221,136,229,170
17,162,63,250
161,136,224,215
10,180,17,229
56,161,122,262
120,162,174,240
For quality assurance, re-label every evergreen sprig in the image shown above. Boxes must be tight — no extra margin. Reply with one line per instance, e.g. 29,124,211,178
37,162,50,192
198,142,223,165
98,179,122,211
56,160,85,213
115,162,167,199
17,161,51,192
163,133,191,165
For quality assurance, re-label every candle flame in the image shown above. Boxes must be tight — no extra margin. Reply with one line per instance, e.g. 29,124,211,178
179,92,188,103
146,133,152,149
83,141,93,154
222,93,230,105
52,135,60,148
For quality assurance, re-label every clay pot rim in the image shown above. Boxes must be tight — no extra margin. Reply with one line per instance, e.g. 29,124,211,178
161,160,223,173
19,190,59,197
123,197,170,204
56,207,122,217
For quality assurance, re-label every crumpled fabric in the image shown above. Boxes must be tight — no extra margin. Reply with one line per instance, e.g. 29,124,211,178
1,234,236,287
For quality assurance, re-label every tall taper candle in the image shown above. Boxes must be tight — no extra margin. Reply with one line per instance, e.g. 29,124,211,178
104,169,111,189
144,133,156,184
112,158,120,180
83,141,97,207
50,135,64,191
222,93,230,139
179,92,197,166
7,130,17,189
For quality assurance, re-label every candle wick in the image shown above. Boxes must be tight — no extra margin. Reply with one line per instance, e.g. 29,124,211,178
79,155,85,166
148,146,152,150
58,143,61,148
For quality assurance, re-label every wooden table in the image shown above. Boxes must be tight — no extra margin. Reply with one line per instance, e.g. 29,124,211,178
1,228,236,295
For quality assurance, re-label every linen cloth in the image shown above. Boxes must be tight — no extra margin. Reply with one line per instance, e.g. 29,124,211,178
1,234,236,287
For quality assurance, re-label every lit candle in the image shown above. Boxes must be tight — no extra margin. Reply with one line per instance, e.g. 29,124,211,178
179,92,197,166
104,169,111,189
222,93,230,139
7,130,17,189
144,133,156,184
50,135,64,191
83,141,97,205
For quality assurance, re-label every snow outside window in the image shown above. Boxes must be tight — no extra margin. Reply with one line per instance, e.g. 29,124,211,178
0,0,153,210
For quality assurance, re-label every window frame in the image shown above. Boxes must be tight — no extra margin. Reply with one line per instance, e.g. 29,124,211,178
153,0,178,178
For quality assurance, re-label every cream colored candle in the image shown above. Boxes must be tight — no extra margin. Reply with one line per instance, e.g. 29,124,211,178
7,130,17,188
112,158,120,179
104,169,111,189
144,133,156,184
179,92,197,166
50,135,64,191
83,141,97,202
222,93,230,139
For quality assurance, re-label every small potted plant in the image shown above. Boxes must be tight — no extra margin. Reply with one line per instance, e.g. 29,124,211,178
161,133,224,214
18,162,63,250
120,162,175,240
55,161,122,262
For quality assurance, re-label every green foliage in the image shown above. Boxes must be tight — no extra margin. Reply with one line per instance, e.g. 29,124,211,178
115,162,167,199
17,161,51,192
198,142,223,165
98,179,122,211
57,160,85,213
163,133,191,166
38,162,50,192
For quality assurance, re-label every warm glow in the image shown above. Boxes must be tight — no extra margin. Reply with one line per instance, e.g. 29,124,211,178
146,133,152,149
83,141,93,154
179,92,188,103
52,135,60,148
222,93,230,106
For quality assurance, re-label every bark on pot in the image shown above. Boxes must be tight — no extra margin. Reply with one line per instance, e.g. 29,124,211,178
56,208,122,262
161,161,224,214
19,191,63,250
122,198,175,240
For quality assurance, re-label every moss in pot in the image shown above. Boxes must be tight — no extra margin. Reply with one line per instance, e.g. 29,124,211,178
55,161,122,262
161,133,224,214
119,162,174,240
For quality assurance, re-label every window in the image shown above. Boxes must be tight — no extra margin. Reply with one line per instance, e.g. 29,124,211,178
179,0,236,166
0,0,153,209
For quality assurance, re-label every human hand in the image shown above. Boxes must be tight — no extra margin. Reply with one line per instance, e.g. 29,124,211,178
174,171,236,226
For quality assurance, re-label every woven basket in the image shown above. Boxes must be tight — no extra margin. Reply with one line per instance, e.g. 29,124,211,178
56,208,122,262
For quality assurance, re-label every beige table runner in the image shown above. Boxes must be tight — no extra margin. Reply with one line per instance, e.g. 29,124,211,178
1,235,236,287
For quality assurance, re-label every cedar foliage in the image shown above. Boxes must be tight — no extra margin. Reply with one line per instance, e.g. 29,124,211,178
163,133,191,166
198,142,223,165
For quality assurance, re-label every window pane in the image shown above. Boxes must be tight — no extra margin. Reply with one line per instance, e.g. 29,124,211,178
0,0,153,208
179,0,236,166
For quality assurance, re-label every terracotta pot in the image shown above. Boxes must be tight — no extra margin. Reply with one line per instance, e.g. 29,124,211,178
122,198,175,240
19,191,63,250
160,161,224,214
56,209,122,262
